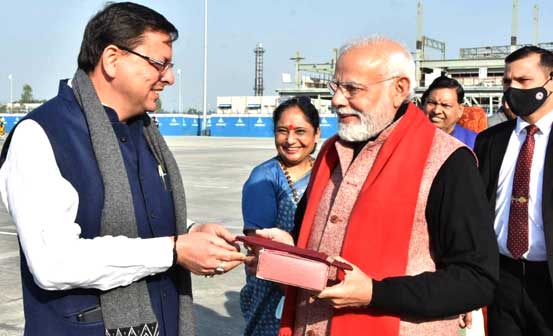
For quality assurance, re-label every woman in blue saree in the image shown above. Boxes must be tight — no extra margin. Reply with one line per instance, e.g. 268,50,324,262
240,97,320,336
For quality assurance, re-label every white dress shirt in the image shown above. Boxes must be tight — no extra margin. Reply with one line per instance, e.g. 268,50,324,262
0,119,174,291
494,110,553,261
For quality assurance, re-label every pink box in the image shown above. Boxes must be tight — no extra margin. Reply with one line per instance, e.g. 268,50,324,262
257,248,330,291
236,236,353,292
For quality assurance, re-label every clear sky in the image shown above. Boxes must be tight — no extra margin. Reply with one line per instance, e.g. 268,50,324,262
1,0,552,112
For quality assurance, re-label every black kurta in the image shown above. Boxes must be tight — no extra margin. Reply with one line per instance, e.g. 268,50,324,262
294,147,499,318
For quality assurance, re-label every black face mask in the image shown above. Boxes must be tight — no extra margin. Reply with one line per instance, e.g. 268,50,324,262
503,76,552,117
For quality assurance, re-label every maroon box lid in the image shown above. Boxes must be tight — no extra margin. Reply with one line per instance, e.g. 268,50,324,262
236,235,353,271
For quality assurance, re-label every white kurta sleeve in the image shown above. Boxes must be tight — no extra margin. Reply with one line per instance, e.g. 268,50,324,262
0,119,173,291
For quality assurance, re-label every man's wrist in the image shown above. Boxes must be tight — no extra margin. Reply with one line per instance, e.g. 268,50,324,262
364,278,374,307
172,235,178,267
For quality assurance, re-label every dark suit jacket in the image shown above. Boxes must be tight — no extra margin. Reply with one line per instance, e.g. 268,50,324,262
474,119,553,288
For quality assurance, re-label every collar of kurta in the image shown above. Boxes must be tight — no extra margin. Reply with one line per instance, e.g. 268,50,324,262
279,102,436,336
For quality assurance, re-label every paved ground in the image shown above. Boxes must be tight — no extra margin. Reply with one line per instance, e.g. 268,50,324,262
0,136,276,336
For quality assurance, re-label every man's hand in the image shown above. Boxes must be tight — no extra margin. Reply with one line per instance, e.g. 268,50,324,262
458,311,472,329
190,222,242,254
317,257,373,309
242,228,294,276
254,228,294,245
175,224,245,275
243,244,259,276
189,223,237,244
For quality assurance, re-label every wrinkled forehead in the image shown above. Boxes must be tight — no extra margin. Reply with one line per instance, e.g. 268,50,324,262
335,48,389,81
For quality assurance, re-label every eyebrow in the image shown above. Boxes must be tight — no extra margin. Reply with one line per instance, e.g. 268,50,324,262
276,125,308,130
342,80,364,86
427,97,455,104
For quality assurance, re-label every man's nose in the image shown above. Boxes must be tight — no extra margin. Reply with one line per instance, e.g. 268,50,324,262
161,67,175,85
331,89,348,109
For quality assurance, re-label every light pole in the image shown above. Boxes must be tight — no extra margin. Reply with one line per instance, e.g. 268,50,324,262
202,0,208,135
8,74,13,113
177,68,182,113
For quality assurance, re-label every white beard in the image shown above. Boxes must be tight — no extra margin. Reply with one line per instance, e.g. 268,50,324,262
337,98,395,142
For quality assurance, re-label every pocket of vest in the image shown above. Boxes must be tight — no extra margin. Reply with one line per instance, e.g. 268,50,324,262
65,305,103,323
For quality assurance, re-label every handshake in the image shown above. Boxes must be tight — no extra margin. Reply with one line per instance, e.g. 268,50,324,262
173,225,294,277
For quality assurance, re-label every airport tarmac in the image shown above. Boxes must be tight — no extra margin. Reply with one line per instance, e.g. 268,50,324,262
0,136,276,336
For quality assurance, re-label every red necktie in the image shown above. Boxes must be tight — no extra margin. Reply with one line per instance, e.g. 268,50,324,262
508,124,539,259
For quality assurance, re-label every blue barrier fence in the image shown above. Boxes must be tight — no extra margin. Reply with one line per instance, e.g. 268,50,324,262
0,113,338,138
0,114,25,134
154,114,205,136
209,114,337,138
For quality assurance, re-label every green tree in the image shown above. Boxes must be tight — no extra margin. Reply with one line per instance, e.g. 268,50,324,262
186,108,200,115
20,84,34,103
155,99,164,113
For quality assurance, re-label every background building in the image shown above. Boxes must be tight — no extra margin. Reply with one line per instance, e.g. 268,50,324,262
216,1,551,116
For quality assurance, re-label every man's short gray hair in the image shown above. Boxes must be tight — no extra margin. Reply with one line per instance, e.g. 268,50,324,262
338,36,416,97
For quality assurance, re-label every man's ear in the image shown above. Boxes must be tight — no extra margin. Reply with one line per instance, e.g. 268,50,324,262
100,45,120,78
392,77,411,108
546,71,553,93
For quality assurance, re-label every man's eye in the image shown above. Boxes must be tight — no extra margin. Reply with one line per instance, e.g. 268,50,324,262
344,85,359,94
150,62,163,71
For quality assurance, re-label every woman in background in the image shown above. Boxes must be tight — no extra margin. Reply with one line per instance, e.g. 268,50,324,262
240,96,320,336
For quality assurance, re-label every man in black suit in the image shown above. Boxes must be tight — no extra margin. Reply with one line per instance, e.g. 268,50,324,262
474,46,553,335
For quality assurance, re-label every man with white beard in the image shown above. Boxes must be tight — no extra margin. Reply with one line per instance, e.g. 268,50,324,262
257,37,499,336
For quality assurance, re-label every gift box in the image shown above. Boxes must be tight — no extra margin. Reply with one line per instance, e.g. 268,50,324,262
237,236,352,292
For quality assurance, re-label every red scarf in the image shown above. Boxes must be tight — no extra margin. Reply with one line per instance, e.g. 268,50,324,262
279,103,436,336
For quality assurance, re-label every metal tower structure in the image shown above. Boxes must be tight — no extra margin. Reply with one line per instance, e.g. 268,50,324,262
415,0,423,83
534,5,539,45
460,1,552,59
511,0,519,47
415,1,446,59
254,42,265,96
290,51,305,89
289,51,334,90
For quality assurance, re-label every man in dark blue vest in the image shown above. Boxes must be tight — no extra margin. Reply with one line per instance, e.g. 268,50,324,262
0,2,245,336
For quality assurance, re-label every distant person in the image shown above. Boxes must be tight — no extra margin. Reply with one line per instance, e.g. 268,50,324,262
458,105,488,133
487,107,509,126
254,36,497,336
152,115,160,127
423,76,477,148
474,45,553,335
240,96,320,336
0,116,5,136
487,98,517,127
0,3,244,335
